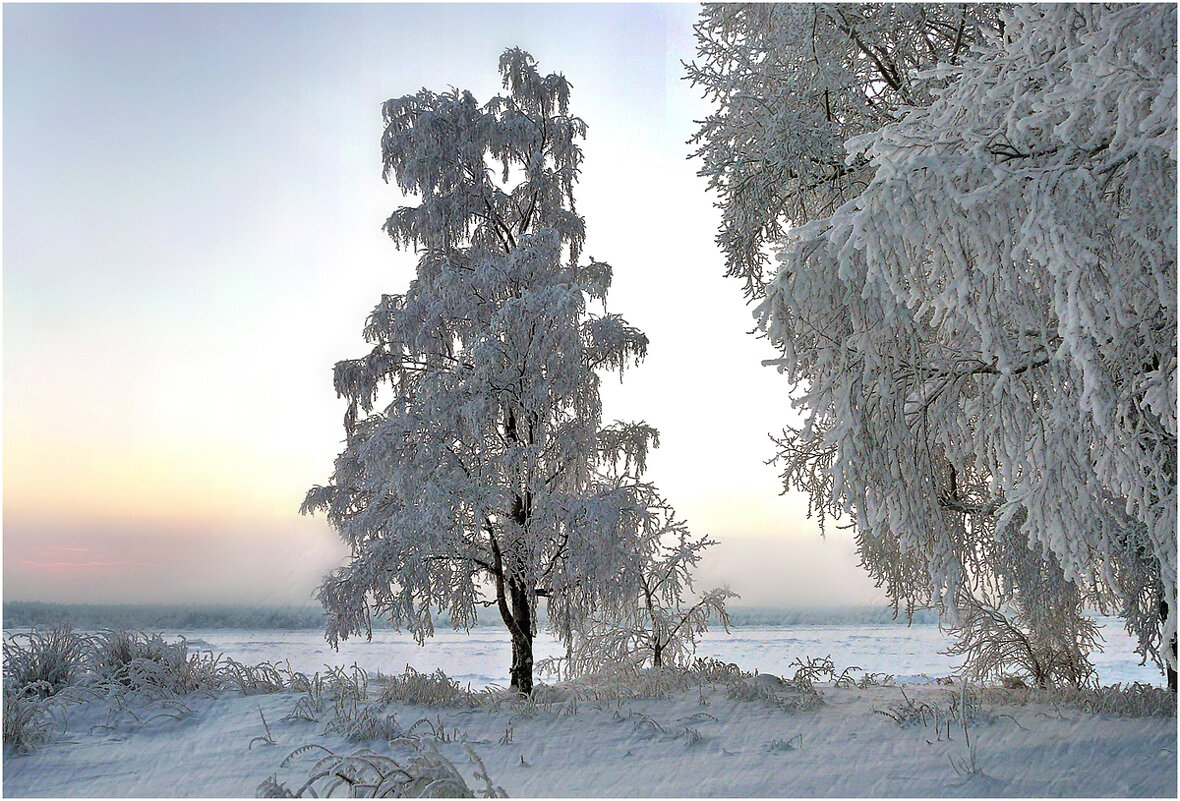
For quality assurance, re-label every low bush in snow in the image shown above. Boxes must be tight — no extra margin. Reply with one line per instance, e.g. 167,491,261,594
325,706,408,743
1,627,333,752
1053,683,1176,718
943,595,1100,690
724,674,823,714
985,682,1177,718
3,626,91,697
219,659,293,696
94,631,230,699
2,686,62,753
567,663,706,703
308,664,470,744
377,666,481,708
684,656,746,684
873,686,992,730
786,655,860,687
92,630,182,685
260,739,505,797
722,655,868,713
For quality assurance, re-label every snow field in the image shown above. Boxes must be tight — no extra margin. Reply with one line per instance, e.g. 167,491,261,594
5,670,1174,797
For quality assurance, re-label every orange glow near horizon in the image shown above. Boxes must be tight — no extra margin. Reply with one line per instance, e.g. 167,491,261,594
4,396,337,526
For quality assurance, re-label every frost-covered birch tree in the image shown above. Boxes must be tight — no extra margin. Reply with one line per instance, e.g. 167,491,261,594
693,3,1177,686
303,50,680,695
553,506,735,674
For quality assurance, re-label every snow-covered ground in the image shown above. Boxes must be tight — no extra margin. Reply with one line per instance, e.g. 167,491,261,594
4,674,1174,797
4,621,1172,796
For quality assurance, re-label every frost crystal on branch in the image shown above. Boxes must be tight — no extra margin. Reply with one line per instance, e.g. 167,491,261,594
304,50,692,696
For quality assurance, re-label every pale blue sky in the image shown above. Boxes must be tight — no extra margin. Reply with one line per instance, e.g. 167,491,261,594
4,3,884,608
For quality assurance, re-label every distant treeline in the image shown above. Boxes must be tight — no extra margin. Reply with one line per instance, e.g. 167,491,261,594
727,606,939,627
3,602,328,631
3,601,938,631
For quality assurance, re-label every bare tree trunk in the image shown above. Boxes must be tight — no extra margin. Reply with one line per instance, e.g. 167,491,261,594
652,639,663,668
490,537,535,696
508,579,534,695
1162,599,1177,692
510,630,535,695
498,405,538,695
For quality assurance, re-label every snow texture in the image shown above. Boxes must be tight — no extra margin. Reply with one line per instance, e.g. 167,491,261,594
4,669,1174,797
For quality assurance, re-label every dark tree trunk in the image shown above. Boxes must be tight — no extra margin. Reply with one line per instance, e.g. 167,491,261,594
508,579,534,695
510,629,535,695
652,639,663,668
1161,599,1177,692
496,409,538,695
490,548,536,695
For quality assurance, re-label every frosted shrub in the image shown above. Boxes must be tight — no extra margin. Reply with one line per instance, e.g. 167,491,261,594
685,657,747,684
274,662,320,695
944,595,1099,689
220,659,290,696
3,629,340,754
2,686,61,752
556,512,736,672
323,664,368,713
725,673,823,714
615,667,697,700
3,626,90,697
378,667,478,708
281,666,371,725
325,707,406,743
559,586,736,675
284,674,327,723
565,663,701,703
856,672,895,689
91,630,224,697
1025,683,1176,719
91,632,311,699
874,687,990,730
787,655,859,688
93,630,177,683
265,739,505,798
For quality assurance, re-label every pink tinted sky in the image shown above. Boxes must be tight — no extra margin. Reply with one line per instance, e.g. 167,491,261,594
3,4,886,609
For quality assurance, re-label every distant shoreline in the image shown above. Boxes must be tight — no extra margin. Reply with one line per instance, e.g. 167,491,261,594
2,600,940,630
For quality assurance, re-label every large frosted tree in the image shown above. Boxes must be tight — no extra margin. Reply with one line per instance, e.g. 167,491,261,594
304,50,676,695
688,3,1002,299
692,3,1176,685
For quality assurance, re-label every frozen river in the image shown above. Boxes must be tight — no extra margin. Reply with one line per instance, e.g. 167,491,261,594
150,617,1162,688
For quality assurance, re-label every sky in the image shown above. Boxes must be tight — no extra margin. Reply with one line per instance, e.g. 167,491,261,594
3,3,887,609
